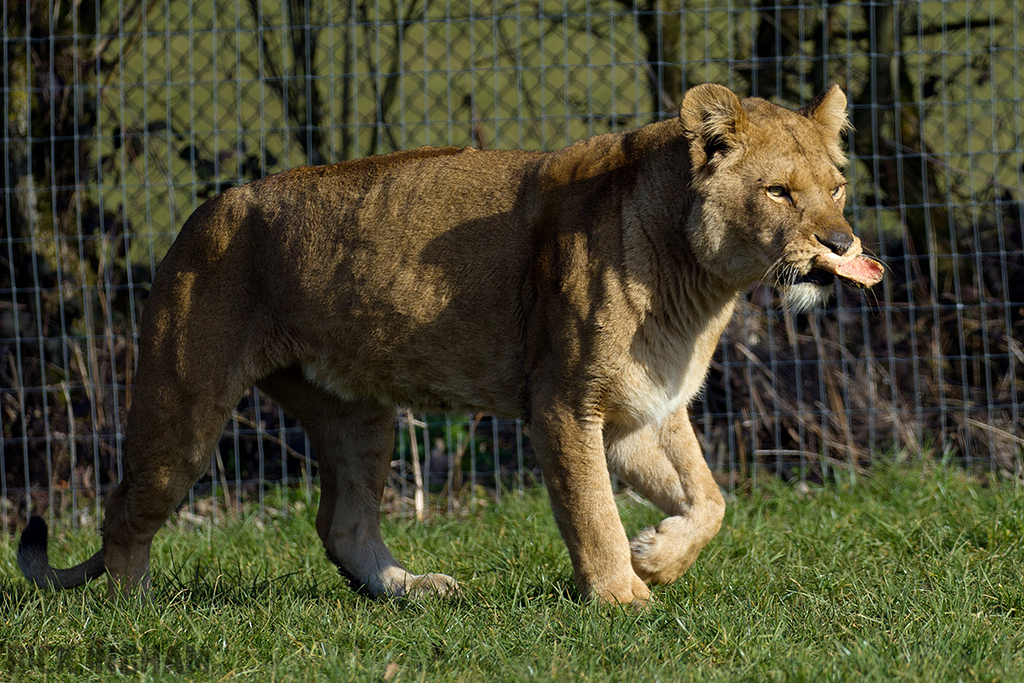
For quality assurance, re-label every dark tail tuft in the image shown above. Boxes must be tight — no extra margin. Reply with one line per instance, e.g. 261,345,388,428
17,515,52,581
19,515,50,551
17,515,105,589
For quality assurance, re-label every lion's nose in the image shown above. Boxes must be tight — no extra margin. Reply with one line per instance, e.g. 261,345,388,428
817,230,854,256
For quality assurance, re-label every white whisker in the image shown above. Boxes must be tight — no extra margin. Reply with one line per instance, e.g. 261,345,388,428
768,256,834,313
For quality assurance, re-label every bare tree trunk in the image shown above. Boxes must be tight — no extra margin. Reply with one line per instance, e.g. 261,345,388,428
247,0,330,165
741,0,834,100
618,0,683,117
2,58,38,283
359,0,431,156
746,0,801,99
2,1,109,497
852,0,951,284
340,0,357,160
3,1,103,322
287,0,329,165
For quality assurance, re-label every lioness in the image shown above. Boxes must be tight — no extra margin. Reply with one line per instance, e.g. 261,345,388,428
19,84,882,605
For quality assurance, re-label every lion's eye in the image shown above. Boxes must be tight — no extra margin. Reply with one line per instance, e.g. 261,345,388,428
831,185,845,200
766,185,791,203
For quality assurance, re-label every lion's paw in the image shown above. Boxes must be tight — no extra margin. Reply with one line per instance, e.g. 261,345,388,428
630,519,700,585
586,572,651,608
400,572,460,599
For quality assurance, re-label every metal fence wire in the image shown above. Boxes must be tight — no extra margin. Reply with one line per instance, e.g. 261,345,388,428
2,0,1022,531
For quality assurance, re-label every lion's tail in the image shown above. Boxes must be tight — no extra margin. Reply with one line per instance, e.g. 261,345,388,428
17,516,106,589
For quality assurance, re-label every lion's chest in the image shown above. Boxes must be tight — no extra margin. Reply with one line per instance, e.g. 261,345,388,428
605,301,735,429
605,348,712,429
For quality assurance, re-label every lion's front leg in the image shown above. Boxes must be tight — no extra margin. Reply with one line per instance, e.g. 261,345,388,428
532,400,650,606
606,406,725,584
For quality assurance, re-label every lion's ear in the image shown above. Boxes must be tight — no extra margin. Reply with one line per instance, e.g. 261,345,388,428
802,85,851,165
802,85,851,139
679,83,747,168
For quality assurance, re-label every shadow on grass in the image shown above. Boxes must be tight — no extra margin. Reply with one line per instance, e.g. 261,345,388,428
153,560,350,608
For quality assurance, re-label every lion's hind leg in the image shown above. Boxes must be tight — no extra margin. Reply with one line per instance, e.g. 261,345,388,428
258,368,458,599
103,338,254,598
606,407,725,584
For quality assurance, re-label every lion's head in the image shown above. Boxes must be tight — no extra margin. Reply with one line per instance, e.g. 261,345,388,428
680,84,883,312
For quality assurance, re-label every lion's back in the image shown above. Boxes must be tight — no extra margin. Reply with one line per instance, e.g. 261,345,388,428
164,146,546,414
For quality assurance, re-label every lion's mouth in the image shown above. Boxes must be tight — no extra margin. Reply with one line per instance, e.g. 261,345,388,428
795,268,837,287
807,253,884,289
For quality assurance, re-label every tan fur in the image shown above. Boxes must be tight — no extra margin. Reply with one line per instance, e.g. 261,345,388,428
19,84,877,606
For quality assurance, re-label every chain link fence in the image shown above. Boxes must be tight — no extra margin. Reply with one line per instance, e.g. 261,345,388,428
2,0,1022,531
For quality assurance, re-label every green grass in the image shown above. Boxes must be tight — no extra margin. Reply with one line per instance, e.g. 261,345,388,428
2,463,1023,681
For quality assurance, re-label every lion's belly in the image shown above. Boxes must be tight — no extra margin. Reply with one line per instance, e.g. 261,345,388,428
298,342,527,417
